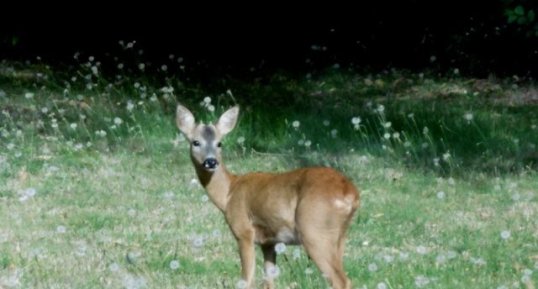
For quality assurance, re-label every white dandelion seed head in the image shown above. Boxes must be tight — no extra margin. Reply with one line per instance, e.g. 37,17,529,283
163,191,175,200
383,133,391,140
169,260,180,270
114,117,123,125
203,96,212,104
122,274,146,289
304,268,314,275
323,120,330,126
292,248,301,260
377,282,387,289
392,132,400,139
138,63,145,70
292,120,300,128
237,136,246,144
189,178,199,187
415,275,431,288
383,254,394,263
265,265,281,279
471,257,486,266
70,123,78,130
376,104,385,113
56,225,67,234
446,250,458,259
127,101,135,112
275,242,287,254
96,130,107,137
416,245,428,255
351,117,361,125
368,263,378,272
512,193,521,202
212,229,221,238
18,187,37,202
25,188,37,197
0,268,22,288
500,230,511,240
207,104,215,112
398,251,410,261
236,279,248,289
464,112,474,122
161,65,168,71
109,262,120,272
436,254,447,264
25,92,35,99
128,209,136,217
437,191,446,199
383,121,392,128
331,129,338,138
304,140,312,148
192,236,204,248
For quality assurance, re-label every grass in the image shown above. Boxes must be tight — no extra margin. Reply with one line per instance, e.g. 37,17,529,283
0,56,537,289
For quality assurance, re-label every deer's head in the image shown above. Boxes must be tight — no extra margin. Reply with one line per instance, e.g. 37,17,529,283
176,104,239,172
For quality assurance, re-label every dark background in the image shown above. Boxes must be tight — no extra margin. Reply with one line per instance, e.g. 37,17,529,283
2,1,537,77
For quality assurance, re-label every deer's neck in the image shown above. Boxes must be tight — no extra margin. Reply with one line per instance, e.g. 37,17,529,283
195,164,235,212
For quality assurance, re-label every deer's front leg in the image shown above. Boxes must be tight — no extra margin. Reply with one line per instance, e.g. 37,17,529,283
238,230,256,289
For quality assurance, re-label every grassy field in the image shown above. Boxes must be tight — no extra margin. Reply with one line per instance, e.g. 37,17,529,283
0,58,537,289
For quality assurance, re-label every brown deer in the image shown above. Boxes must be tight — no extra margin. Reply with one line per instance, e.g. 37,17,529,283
175,104,360,289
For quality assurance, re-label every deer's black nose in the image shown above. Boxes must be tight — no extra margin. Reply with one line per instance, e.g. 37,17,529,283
203,158,219,169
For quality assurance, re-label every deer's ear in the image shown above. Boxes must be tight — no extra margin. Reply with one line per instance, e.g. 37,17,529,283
176,104,195,139
216,106,239,136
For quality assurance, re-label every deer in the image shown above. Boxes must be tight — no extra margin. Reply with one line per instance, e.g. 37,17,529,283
175,104,360,289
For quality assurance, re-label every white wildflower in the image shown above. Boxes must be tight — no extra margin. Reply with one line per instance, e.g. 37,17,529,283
169,260,180,270
275,243,286,254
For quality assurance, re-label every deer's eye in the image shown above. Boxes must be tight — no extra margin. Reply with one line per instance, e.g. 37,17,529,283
192,140,201,147
217,142,222,148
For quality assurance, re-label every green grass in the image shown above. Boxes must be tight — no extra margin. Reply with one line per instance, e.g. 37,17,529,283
0,60,537,288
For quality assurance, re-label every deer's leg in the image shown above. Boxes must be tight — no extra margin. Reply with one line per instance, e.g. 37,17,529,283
302,235,350,289
238,230,256,289
261,244,276,289
297,203,352,289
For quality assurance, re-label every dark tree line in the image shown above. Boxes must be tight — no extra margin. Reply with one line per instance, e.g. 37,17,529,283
1,1,537,77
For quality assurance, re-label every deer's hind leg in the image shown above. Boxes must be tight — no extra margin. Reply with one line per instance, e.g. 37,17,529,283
296,201,352,289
